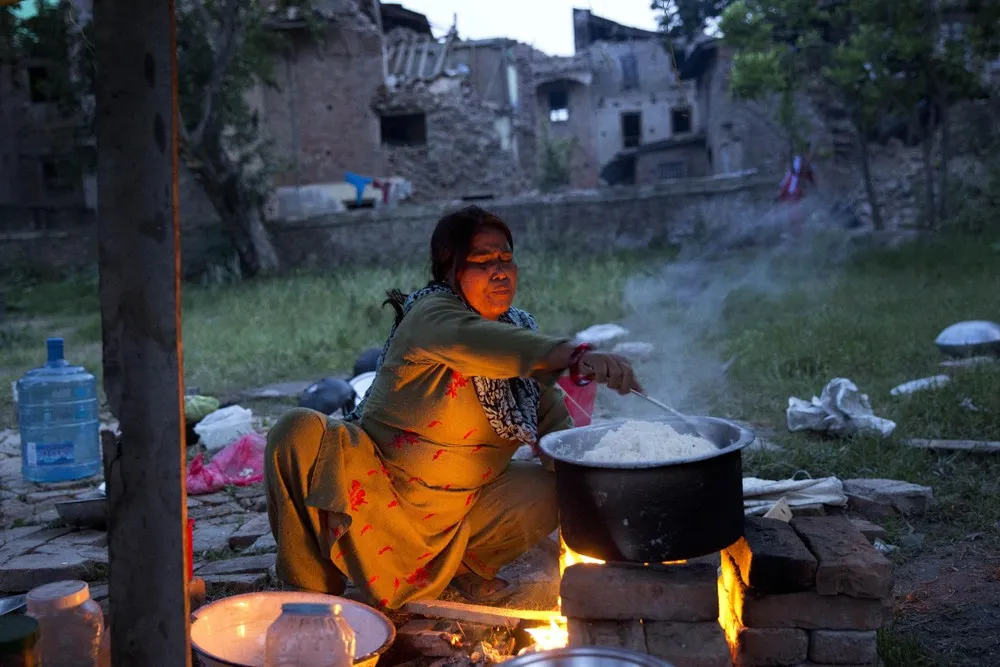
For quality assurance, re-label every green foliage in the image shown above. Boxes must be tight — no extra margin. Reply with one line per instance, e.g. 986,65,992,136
651,0,731,41
538,129,575,192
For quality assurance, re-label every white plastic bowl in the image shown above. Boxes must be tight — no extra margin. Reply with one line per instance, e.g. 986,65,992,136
190,591,395,667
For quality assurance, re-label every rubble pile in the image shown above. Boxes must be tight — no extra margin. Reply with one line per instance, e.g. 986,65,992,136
373,79,532,203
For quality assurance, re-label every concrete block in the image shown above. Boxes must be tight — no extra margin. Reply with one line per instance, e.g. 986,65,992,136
808,630,878,665
561,561,718,622
791,516,893,599
725,517,818,594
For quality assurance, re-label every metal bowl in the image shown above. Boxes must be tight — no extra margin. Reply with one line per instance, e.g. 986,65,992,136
54,496,107,530
934,320,1000,358
538,416,754,562
504,647,675,667
190,591,395,667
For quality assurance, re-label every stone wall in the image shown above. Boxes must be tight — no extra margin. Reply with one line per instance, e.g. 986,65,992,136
0,171,773,276
270,170,774,268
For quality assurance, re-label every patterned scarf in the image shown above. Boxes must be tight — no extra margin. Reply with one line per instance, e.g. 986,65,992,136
344,282,541,445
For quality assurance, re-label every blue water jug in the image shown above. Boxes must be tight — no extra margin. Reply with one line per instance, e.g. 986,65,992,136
16,337,101,483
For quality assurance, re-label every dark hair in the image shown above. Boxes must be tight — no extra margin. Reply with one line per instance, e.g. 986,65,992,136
384,206,514,325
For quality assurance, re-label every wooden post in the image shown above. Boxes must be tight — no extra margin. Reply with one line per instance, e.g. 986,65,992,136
93,0,190,665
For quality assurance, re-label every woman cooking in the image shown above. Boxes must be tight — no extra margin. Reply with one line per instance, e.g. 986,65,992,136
264,206,642,609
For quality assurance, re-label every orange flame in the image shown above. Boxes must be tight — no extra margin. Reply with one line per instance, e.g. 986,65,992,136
524,537,605,650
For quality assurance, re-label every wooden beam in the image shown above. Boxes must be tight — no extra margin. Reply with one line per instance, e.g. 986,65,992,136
905,438,1000,453
93,0,190,665
403,599,560,627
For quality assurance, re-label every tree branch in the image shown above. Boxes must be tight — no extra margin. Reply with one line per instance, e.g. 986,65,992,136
190,0,246,146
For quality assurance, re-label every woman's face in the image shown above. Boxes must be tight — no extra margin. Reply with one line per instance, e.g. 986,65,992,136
456,226,518,320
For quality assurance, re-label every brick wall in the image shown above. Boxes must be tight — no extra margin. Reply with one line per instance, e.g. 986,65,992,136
260,24,385,187
0,171,773,276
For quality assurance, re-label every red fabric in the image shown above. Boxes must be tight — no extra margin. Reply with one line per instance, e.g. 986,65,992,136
558,376,597,427
186,519,194,579
186,433,267,495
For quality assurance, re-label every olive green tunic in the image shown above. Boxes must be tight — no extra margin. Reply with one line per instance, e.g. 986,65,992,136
264,293,573,609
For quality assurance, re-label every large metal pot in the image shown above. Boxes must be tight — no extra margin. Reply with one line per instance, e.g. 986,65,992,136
538,416,754,563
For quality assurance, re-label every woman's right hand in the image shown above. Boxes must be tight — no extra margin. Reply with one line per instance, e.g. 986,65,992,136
578,351,643,396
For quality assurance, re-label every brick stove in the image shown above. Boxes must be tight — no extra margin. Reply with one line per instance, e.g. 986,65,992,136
559,514,894,667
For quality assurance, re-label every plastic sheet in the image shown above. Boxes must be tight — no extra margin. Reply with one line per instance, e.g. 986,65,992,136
787,377,896,438
187,433,266,495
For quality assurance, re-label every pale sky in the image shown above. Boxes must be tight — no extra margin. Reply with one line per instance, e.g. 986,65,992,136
397,0,661,56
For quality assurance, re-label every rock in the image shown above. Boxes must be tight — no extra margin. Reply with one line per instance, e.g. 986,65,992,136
229,513,271,549
791,516,894,599
809,630,878,665
37,543,108,566
192,522,239,553
724,517,818,594
0,550,98,593
849,519,887,544
56,530,108,548
0,527,74,564
189,503,242,521
899,533,925,549
89,583,109,602
843,479,933,518
203,572,270,595
730,627,809,667
248,533,277,554
561,561,718,622
197,554,275,576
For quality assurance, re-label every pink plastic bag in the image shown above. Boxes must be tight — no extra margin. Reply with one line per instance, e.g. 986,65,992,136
557,376,596,428
186,432,267,495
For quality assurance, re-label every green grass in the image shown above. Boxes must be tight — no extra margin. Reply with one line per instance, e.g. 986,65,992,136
0,248,672,427
712,234,1000,545
3,231,999,663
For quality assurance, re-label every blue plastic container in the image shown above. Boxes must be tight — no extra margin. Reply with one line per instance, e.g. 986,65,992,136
16,338,101,483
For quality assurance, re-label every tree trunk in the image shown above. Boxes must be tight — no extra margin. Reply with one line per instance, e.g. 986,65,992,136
187,148,281,277
938,99,950,221
857,133,884,231
93,0,191,663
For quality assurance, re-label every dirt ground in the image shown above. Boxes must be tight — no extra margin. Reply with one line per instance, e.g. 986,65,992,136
893,541,1000,666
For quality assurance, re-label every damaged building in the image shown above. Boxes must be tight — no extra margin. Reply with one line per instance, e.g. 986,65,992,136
533,9,712,188
256,0,539,212
0,0,773,226
372,28,537,203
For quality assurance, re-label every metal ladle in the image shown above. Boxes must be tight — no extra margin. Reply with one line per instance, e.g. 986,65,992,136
630,389,702,431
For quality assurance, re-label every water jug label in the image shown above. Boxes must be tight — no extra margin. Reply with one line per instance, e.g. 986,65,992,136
26,441,75,466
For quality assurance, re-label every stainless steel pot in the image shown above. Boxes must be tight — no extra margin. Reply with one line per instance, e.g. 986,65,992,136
505,647,675,667
538,416,754,562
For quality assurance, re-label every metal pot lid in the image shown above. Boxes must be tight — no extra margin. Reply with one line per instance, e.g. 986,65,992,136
538,416,755,470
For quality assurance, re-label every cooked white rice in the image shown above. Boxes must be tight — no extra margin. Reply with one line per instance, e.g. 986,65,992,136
581,420,716,463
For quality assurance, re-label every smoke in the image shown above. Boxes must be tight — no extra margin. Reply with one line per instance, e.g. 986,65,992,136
592,193,867,421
